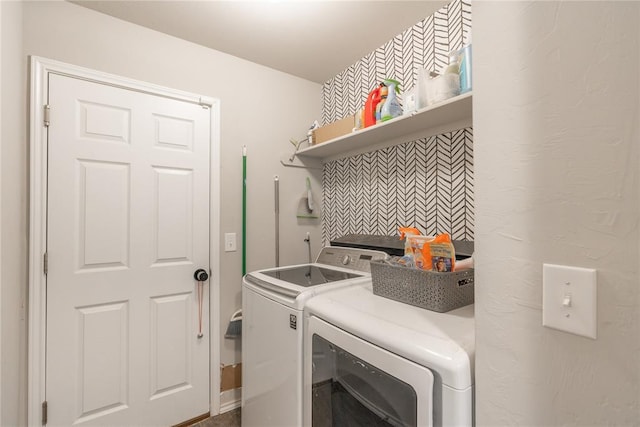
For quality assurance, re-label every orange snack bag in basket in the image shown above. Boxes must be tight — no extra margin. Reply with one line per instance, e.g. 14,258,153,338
398,226,422,257
407,235,435,269
398,227,421,240
420,233,456,272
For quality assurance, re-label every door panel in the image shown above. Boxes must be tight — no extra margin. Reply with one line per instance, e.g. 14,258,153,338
46,73,210,426
154,114,194,151
77,302,129,421
149,292,192,397
79,100,131,144
153,167,193,263
79,160,130,269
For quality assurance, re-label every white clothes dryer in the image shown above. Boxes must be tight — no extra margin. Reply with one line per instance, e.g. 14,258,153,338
303,282,475,426
242,246,388,427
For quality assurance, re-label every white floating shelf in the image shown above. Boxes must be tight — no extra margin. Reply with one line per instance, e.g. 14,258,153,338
297,92,473,162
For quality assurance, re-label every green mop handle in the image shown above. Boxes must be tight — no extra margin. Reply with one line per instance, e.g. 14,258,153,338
242,146,247,277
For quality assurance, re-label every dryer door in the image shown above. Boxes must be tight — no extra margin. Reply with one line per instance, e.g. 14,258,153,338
306,316,434,427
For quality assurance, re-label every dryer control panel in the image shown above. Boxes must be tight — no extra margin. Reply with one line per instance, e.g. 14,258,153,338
316,246,388,273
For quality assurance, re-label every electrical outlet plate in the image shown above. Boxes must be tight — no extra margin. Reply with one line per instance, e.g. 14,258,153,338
542,263,597,339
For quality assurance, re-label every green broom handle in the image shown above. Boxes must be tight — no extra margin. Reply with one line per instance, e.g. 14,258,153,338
242,146,247,276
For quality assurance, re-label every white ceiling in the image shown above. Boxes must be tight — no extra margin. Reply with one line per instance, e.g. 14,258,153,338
71,1,448,84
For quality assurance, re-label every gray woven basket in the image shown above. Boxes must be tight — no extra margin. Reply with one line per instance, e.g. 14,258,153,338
370,260,474,312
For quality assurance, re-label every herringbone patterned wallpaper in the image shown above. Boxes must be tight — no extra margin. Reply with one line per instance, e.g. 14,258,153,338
322,0,474,243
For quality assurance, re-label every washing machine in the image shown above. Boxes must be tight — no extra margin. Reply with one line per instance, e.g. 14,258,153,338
242,246,388,427
303,282,475,426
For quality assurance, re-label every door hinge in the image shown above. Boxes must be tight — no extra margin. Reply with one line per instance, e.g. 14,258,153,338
44,104,50,127
198,97,212,109
42,400,48,425
43,252,48,275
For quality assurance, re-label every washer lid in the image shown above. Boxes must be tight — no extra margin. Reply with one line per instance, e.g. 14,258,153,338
260,265,363,287
305,283,475,390
244,262,372,310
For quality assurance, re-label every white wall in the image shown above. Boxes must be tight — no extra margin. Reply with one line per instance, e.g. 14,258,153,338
0,2,3,425
1,1,27,425
0,2,3,423
474,1,640,425
3,1,322,424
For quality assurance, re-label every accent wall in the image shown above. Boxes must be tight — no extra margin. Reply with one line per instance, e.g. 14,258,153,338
321,0,474,243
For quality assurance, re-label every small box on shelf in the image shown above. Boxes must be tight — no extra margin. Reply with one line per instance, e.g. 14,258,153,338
312,115,355,145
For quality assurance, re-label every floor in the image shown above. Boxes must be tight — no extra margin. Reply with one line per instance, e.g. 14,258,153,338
192,408,241,427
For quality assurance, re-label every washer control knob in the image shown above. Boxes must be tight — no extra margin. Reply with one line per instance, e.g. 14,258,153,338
341,255,351,265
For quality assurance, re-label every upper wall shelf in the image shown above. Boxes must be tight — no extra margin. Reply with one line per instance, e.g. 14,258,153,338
296,92,472,162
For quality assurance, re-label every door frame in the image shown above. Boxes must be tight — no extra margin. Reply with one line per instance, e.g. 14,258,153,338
27,56,222,425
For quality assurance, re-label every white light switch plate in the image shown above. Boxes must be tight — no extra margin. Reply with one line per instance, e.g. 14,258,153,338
224,232,237,252
542,263,597,339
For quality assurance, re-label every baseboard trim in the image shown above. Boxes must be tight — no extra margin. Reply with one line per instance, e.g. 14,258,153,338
173,412,210,427
219,397,241,413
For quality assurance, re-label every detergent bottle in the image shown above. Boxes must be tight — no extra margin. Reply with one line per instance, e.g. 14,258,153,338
381,78,402,122
363,83,385,128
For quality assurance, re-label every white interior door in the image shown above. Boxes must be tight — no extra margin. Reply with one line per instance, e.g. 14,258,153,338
45,73,211,426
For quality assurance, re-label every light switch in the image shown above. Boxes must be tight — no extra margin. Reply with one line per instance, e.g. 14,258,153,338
224,233,237,252
542,263,597,339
